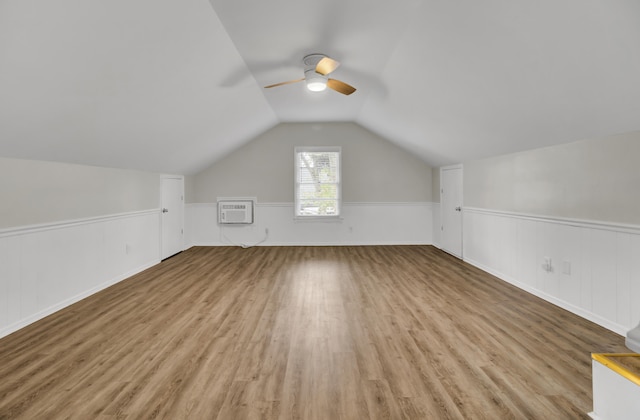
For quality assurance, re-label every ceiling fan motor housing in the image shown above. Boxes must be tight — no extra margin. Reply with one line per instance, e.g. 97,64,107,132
303,53,326,71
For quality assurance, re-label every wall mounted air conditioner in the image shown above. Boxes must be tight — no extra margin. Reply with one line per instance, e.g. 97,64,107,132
218,200,254,224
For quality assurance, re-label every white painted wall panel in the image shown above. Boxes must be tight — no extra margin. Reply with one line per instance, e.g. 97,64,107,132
0,241,6,328
186,202,434,247
432,202,441,249
631,235,640,329
579,227,593,313
467,211,517,278
516,218,538,290
4,236,22,328
536,221,556,300
464,207,639,336
616,233,633,329
589,229,619,325
39,228,70,310
463,211,483,262
0,235,20,328
495,215,517,280
537,222,582,307
0,210,161,339
104,218,127,282
19,232,40,319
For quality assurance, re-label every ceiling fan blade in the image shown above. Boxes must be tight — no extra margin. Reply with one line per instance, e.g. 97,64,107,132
264,78,305,89
327,79,356,95
316,57,340,76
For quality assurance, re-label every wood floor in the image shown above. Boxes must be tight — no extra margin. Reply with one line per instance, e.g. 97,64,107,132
0,246,628,419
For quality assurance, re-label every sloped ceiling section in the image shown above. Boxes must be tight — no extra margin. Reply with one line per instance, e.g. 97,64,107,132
0,0,277,174
357,0,640,166
1,0,639,174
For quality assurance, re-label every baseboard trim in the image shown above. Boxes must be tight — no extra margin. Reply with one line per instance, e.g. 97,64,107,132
189,241,433,247
187,201,434,207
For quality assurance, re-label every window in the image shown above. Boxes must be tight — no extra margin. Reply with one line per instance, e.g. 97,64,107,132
294,147,341,218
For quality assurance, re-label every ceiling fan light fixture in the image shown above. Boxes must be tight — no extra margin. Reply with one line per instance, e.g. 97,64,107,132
305,69,327,92
307,80,327,92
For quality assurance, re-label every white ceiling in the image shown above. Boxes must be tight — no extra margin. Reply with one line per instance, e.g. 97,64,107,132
1,0,639,174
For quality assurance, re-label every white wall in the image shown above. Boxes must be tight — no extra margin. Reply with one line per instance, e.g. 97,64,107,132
0,158,162,338
192,122,433,203
186,202,433,247
0,157,160,229
463,208,640,335
188,122,434,246
431,167,441,203
462,131,640,336
0,211,160,338
431,167,442,248
464,131,640,225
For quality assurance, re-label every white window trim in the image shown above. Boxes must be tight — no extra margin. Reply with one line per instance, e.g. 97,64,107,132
294,146,342,221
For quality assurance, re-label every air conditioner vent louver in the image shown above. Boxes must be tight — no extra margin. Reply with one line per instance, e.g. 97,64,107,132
218,200,254,224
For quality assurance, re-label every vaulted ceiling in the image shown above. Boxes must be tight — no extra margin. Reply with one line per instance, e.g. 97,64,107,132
1,0,639,174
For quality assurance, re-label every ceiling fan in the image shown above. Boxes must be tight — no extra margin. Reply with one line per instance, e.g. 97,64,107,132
264,54,356,95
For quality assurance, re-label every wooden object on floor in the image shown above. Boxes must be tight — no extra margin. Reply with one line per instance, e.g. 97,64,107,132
0,246,628,419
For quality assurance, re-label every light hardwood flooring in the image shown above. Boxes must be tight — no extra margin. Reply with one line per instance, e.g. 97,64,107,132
0,246,628,419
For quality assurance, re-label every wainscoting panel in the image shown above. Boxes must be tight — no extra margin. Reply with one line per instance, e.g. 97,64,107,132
0,210,161,339
463,208,640,336
186,202,434,247
0,235,20,332
432,202,441,249
631,236,640,331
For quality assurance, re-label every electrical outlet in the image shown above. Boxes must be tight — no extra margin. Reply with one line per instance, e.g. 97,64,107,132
541,256,552,272
562,260,571,275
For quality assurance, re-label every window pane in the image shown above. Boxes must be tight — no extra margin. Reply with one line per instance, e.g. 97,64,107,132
297,152,340,183
298,199,338,215
298,166,315,183
298,183,338,199
295,147,341,217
